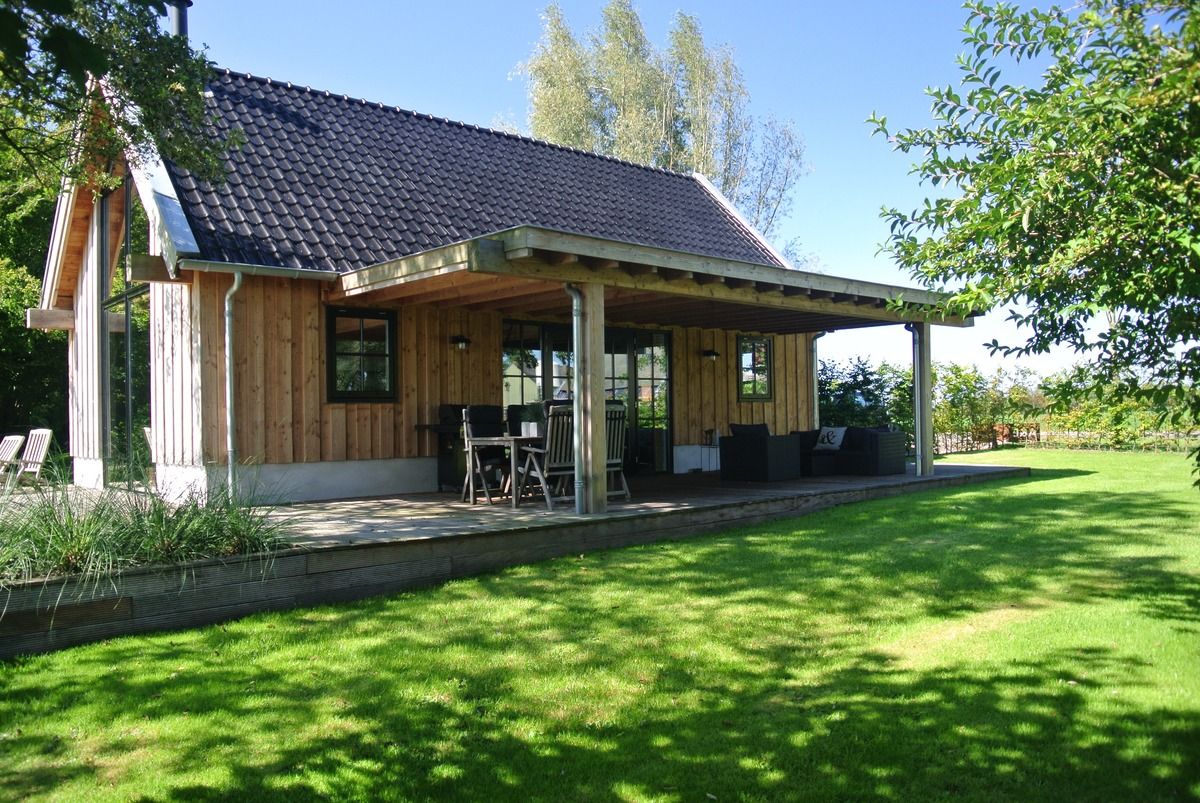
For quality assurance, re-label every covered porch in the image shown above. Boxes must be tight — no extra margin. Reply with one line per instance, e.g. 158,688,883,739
326,225,968,512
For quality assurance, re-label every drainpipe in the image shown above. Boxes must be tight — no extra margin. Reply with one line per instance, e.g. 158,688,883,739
810,331,825,430
224,271,243,495
563,283,586,514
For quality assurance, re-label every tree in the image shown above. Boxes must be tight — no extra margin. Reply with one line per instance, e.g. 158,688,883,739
870,1,1199,476
525,4,602,154
0,0,238,192
0,258,66,436
524,2,806,244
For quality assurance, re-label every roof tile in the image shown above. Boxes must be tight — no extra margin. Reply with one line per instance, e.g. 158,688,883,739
166,70,784,273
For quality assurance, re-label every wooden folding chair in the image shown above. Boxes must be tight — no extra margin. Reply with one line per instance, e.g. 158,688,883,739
0,435,25,478
605,402,631,501
10,429,51,486
517,404,575,511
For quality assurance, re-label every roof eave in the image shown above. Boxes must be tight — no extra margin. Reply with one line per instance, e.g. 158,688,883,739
98,79,201,276
38,176,78,310
333,225,970,328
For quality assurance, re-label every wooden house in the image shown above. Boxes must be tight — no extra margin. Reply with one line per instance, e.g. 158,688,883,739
29,69,966,511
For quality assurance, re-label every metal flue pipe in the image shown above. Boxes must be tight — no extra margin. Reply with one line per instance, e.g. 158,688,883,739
166,0,192,38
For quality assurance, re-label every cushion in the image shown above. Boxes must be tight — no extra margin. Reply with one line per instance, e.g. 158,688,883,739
730,423,770,438
813,426,847,451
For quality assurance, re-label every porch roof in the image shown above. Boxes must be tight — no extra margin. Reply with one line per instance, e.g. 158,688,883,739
331,226,972,334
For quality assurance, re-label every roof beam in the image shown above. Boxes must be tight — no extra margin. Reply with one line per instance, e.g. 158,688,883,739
479,249,942,325
499,226,956,312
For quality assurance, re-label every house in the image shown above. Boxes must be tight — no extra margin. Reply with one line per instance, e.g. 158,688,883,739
28,68,965,511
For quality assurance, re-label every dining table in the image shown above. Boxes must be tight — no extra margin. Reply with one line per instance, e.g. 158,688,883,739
464,434,542,509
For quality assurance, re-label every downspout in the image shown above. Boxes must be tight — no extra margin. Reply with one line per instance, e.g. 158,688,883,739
810,331,825,430
905,322,928,477
224,271,243,496
563,283,586,514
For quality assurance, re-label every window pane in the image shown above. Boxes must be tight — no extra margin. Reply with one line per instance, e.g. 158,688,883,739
332,316,362,352
361,318,389,354
335,355,362,392
360,356,391,392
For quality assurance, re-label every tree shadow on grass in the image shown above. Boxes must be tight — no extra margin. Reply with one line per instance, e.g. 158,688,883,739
114,646,1199,802
1,477,1197,800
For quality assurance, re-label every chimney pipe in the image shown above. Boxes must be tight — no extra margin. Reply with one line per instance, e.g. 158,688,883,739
167,0,192,39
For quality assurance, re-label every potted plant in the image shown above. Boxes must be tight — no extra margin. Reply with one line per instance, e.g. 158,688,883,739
522,401,545,438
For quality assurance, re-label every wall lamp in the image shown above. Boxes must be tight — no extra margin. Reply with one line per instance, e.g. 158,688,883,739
451,335,471,351
701,349,720,362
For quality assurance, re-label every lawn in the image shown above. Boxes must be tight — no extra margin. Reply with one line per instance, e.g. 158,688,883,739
1,450,1198,801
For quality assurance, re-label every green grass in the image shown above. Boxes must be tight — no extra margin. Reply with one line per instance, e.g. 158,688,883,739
1,450,1198,801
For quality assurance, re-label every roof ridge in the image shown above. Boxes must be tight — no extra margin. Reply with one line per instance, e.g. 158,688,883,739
215,67,699,182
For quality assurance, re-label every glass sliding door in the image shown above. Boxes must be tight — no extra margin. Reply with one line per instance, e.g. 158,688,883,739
503,321,671,473
104,289,151,488
604,328,671,474
632,331,670,473
544,326,574,401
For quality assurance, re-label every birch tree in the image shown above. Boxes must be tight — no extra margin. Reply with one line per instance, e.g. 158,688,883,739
526,4,601,153
523,2,805,243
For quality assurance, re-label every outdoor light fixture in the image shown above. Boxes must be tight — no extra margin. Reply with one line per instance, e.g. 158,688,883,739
701,349,720,362
451,335,471,351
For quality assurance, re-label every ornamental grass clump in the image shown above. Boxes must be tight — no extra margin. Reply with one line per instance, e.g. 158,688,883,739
0,482,288,588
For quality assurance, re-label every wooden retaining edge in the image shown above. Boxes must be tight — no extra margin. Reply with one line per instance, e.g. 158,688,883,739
0,466,1029,659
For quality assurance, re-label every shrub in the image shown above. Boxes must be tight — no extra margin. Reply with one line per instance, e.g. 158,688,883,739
0,482,289,588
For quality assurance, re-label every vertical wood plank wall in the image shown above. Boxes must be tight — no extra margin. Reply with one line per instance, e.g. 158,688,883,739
670,327,813,444
148,281,205,467
68,212,103,461
190,273,503,466
157,273,814,466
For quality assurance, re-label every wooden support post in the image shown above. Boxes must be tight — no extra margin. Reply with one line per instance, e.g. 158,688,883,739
911,322,934,476
578,282,607,513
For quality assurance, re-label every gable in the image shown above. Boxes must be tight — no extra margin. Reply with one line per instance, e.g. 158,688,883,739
164,70,787,274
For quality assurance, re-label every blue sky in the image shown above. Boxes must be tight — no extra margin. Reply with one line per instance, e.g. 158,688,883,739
183,0,1074,376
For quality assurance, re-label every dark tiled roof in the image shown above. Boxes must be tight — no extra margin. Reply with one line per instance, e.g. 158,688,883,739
164,70,785,273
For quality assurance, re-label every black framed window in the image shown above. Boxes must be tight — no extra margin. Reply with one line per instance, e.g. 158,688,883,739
326,307,396,401
737,335,773,401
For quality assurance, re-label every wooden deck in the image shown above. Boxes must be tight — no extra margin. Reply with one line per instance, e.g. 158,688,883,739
274,463,1027,548
1,463,1027,659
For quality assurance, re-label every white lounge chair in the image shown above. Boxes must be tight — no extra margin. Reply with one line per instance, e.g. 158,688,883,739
10,429,52,486
0,434,25,477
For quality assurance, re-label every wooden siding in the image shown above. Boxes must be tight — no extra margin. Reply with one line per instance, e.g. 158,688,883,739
670,327,813,444
155,273,812,467
68,212,104,461
190,273,503,466
148,281,204,467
